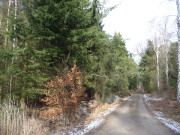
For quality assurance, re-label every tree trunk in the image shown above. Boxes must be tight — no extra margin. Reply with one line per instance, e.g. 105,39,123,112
156,50,160,91
0,14,2,28
153,35,160,92
4,0,11,49
0,85,2,102
165,51,169,89
176,0,180,102
13,0,17,52
163,19,169,90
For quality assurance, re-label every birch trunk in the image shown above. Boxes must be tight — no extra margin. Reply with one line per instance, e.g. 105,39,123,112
153,37,160,91
0,14,2,28
13,0,17,53
165,52,169,87
156,48,160,91
176,0,180,102
4,0,11,49
163,20,169,89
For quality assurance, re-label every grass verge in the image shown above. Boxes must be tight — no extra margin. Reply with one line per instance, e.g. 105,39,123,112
0,102,47,135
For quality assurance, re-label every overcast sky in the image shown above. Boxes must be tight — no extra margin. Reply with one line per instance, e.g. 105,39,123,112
102,0,177,63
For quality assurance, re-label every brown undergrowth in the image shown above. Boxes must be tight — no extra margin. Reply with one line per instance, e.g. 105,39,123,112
86,98,122,121
41,65,87,125
54,98,123,134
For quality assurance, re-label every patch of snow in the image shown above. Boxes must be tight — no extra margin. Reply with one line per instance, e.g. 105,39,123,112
153,111,180,134
143,94,164,102
103,104,120,116
114,95,121,101
105,95,122,104
123,96,131,101
56,96,131,135
65,105,121,135
68,118,104,135
79,105,89,115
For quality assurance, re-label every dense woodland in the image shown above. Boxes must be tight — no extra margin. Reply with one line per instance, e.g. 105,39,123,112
0,0,179,133
0,0,138,106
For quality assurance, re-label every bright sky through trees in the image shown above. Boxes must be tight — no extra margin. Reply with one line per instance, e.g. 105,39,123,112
102,0,177,62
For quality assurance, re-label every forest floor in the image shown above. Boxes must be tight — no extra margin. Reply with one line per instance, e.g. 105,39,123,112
144,94,180,123
143,94,180,134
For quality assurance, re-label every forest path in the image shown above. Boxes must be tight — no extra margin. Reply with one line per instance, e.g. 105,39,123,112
87,94,177,135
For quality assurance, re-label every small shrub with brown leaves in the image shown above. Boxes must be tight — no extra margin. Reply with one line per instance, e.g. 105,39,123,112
42,65,87,124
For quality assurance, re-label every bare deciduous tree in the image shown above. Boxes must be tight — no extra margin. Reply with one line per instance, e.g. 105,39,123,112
149,18,161,91
149,17,173,92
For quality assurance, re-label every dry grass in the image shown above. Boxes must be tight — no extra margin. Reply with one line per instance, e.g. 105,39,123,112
0,103,47,135
111,98,123,106
87,98,122,120
88,103,110,120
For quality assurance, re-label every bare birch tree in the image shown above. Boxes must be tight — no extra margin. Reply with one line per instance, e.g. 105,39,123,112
159,17,173,90
149,18,161,91
150,17,173,92
162,19,169,88
152,34,160,91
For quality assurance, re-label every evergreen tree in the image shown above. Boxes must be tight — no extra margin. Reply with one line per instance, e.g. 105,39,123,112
0,0,138,105
139,40,156,93
168,42,178,88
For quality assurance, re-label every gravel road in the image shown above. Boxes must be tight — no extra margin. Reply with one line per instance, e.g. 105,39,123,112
87,94,178,135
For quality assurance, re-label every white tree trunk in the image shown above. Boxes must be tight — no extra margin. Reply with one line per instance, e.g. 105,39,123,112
0,14,2,28
151,17,171,92
176,0,180,102
165,52,169,87
4,0,11,49
12,0,17,53
162,18,169,89
153,36,160,91
156,48,160,91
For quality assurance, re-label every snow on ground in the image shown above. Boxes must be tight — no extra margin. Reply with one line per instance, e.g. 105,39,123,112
143,94,180,134
143,94,164,102
153,111,180,134
105,95,122,104
56,96,131,135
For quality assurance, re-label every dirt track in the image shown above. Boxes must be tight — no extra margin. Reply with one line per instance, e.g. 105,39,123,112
87,94,178,135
